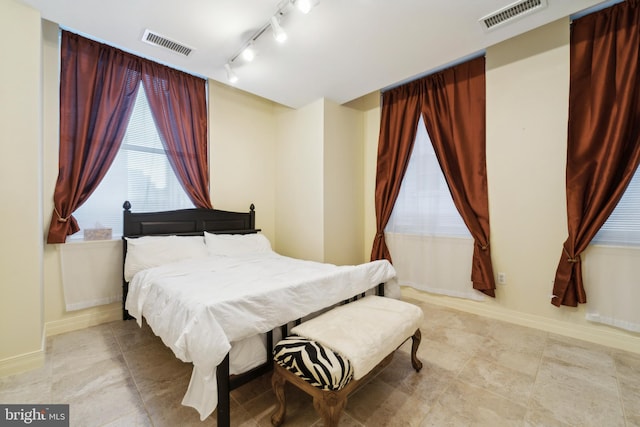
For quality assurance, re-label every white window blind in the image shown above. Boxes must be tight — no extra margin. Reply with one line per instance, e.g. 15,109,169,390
72,85,194,239
385,116,470,238
592,166,640,246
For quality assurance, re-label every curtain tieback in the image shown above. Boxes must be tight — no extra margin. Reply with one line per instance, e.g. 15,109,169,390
476,241,489,250
562,246,580,263
376,232,384,239
54,207,70,223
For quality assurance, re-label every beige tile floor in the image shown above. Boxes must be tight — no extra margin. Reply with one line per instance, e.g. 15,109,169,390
1,298,639,426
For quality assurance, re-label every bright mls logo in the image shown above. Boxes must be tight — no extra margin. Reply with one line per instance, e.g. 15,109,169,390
0,405,68,426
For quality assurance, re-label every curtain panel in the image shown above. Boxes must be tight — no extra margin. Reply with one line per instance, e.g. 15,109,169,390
48,31,212,243
371,84,422,262
141,64,213,209
421,57,494,296
372,56,495,296
48,31,141,243
552,0,640,307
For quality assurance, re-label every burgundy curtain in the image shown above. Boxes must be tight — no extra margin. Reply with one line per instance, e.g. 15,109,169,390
47,31,141,243
421,57,495,296
49,32,213,243
371,84,422,262
552,0,640,307
371,56,495,296
142,63,213,209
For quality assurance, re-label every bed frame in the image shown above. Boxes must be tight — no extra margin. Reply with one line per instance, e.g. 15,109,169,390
122,200,264,426
121,201,384,427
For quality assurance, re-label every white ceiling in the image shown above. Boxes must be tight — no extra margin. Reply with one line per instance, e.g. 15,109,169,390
21,0,609,109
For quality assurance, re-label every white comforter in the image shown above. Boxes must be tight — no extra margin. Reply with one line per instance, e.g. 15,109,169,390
125,252,397,420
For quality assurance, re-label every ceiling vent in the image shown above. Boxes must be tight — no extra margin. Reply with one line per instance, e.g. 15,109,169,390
479,0,547,31
142,29,193,56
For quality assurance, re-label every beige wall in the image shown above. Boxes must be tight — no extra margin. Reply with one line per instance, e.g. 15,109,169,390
274,98,368,265
486,18,570,313
274,100,325,260
0,0,44,374
351,93,382,262
209,81,278,245
323,100,364,265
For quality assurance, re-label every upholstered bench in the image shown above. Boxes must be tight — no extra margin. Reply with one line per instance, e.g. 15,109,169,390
270,295,423,427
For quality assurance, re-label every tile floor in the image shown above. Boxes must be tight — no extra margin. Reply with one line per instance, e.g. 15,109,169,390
1,298,639,426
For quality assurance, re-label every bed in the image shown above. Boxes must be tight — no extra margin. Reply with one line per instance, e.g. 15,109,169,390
120,201,398,426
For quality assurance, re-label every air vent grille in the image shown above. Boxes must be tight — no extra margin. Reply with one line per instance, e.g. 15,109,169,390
142,29,193,56
480,0,547,31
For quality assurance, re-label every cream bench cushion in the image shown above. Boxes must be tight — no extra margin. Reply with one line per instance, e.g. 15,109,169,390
289,295,423,380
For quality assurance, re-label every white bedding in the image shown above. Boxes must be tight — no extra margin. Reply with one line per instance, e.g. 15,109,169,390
125,251,397,420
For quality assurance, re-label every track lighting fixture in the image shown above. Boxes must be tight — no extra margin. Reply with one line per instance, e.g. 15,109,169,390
223,0,319,83
270,16,287,43
224,63,238,83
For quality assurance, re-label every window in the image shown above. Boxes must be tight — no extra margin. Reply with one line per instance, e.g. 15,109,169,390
72,85,194,239
385,116,470,238
592,167,640,246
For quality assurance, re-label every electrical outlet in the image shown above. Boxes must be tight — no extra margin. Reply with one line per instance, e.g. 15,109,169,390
497,272,506,285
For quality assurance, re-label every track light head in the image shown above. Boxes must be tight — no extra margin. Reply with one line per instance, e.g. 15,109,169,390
270,16,287,43
241,44,255,62
295,0,313,14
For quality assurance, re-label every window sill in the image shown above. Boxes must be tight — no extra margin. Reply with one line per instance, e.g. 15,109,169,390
63,238,121,246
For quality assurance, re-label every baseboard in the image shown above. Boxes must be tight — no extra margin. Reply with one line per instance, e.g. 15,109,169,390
1,306,122,378
402,287,640,355
0,349,45,377
45,304,121,337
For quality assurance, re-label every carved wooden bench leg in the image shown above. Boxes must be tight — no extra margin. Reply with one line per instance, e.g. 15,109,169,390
411,328,423,372
313,390,347,427
271,368,287,426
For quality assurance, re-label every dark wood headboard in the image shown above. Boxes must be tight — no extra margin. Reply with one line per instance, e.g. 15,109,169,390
122,200,259,237
121,201,260,319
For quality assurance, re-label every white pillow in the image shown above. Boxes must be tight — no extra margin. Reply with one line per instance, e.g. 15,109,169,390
204,232,272,256
124,235,208,282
